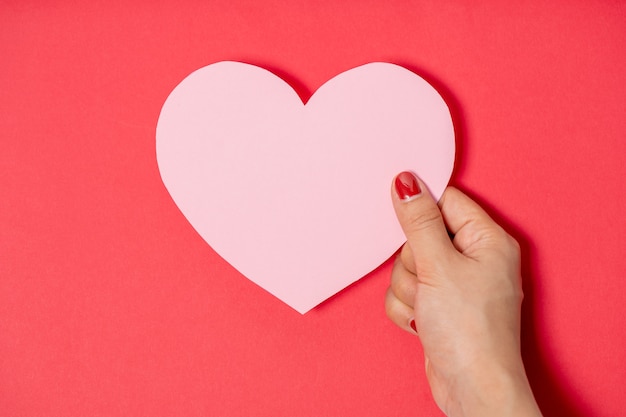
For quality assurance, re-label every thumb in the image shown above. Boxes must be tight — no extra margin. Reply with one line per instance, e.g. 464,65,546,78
391,171,456,272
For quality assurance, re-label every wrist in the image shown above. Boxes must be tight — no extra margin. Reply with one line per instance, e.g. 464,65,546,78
446,361,542,417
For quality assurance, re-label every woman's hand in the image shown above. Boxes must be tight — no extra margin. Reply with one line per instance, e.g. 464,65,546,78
385,171,542,417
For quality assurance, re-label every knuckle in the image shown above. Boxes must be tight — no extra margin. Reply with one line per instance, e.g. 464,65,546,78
390,263,413,298
405,206,442,234
502,232,521,259
400,244,416,273
392,277,415,305
488,227,521,260
384,287,396,318
384,288,413,331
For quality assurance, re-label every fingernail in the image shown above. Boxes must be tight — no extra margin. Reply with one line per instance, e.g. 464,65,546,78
395,171,422,201
409,318,418,334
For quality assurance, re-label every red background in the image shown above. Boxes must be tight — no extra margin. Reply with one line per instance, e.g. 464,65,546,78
1,2,625,416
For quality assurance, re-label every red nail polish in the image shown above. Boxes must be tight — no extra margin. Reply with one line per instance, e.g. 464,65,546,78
395,171,421,201
409,319,417,333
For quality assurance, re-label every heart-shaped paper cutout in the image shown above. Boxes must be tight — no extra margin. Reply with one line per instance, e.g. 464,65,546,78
156,62,455,313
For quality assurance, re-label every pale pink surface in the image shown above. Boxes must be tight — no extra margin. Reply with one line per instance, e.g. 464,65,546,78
156,62,454,313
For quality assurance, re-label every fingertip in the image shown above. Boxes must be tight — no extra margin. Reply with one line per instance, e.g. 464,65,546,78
393,171,424,202
390,172,456,272
390,172,439,221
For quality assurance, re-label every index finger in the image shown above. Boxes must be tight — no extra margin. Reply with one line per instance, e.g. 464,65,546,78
439,187,511,256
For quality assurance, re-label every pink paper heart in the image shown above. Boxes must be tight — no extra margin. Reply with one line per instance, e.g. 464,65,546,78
156,62,455,313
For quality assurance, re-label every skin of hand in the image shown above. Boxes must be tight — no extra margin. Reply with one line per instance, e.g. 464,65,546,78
385,171,542,417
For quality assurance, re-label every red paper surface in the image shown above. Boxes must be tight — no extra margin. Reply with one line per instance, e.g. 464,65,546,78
1,2,625,416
